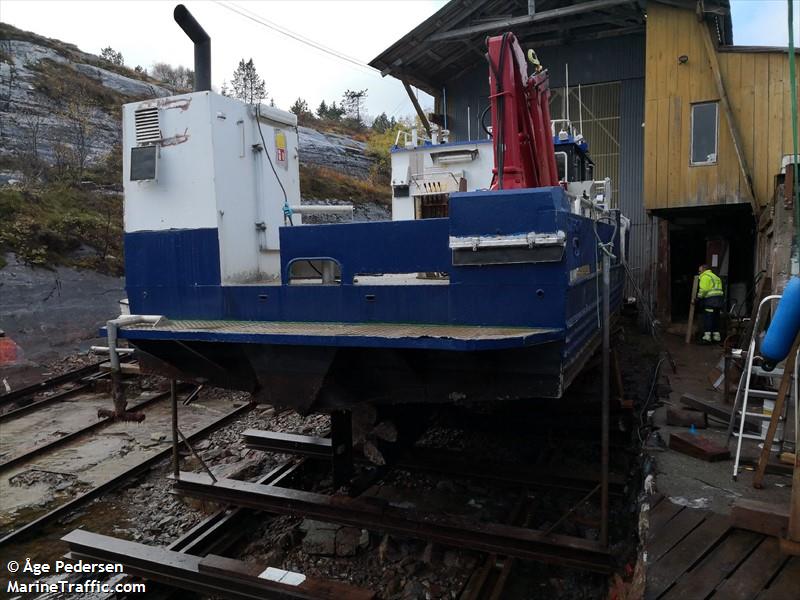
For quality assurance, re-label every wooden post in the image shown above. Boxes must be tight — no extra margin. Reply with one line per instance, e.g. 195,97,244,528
686,275,699,344
754,336,800,488
699,20,760,217
401,78,432,138
782,450,800,554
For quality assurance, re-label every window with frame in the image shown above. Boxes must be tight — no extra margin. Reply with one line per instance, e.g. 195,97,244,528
690,102,718,165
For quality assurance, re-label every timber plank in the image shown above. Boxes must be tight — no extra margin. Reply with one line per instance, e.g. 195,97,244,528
752,53,769,209
649,500,684,539
680,393,759,433
731,498,789,537
669,432,731,462
649,507,706,563
666,406,707,428
646,513,731,599
756,556,800,600
661,529,761,600
710,536,785,600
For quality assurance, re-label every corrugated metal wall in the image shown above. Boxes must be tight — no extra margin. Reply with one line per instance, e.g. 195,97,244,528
443,34,651,302
619,78,649,302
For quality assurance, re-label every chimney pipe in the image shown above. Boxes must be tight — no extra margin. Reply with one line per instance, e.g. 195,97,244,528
173,4,211,92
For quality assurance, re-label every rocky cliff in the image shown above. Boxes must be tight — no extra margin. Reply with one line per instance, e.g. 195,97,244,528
0,23,377,186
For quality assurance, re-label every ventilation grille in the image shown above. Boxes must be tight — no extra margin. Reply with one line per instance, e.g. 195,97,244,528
134,107,161,145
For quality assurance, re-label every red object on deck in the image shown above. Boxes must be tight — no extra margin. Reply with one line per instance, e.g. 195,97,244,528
486,32,558,190
0,336,18,365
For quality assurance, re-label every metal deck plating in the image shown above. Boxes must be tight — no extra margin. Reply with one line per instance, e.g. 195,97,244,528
120,319,562,351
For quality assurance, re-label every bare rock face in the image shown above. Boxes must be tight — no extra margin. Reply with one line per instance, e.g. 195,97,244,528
0,255,125,364
297,126,374,180
0,36,172,168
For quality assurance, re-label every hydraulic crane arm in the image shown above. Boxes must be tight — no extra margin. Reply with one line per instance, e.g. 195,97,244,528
487,32,559,190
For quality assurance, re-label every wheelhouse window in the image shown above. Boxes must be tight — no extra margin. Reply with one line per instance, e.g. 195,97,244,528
690,102,718,165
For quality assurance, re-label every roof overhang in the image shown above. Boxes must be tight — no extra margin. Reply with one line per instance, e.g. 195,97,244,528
369,0,732,95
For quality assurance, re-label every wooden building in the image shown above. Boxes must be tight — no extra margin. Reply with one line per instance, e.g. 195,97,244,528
645,2,799,322
371,0,799,323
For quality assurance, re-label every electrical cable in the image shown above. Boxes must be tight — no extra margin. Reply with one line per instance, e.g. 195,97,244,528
637,357,666,443
214,1,378,75
255,103,293,225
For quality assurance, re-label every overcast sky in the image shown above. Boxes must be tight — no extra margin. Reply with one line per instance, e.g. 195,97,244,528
1,0,798,121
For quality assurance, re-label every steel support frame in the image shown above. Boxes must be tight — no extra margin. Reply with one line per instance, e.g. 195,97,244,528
173,472,613,573
63,530,374,600
242,429,626,494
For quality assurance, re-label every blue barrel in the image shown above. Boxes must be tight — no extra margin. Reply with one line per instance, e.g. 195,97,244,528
762,277,800,370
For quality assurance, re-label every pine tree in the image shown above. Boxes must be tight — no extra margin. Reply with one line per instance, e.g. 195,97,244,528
372,112,391,133
327,100,344,121
100,46,124,66
290,97,310,117
231,58,266,104
342,89,368,124
316,100,328,119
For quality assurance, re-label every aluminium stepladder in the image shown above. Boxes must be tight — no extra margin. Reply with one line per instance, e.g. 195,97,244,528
727,294,796,480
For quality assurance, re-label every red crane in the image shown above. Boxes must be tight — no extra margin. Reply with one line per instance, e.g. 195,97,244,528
486,32,559,190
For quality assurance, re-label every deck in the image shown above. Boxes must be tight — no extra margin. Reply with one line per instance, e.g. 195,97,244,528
115,319,563,351
646,495,799,599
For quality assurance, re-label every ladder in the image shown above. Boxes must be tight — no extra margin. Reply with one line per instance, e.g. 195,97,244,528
728,294,795,480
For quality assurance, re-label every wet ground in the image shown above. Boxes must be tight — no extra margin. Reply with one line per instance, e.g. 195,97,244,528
650,333,793,513
0,383,248,590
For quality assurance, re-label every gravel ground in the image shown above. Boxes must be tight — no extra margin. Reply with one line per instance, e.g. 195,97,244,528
9,317,658,599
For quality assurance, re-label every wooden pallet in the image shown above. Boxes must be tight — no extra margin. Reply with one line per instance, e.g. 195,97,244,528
645,495,799,599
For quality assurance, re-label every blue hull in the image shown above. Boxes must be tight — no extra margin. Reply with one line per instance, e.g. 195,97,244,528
118,187,624,409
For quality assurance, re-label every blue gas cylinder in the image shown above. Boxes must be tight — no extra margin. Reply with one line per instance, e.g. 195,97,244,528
762,277,800,370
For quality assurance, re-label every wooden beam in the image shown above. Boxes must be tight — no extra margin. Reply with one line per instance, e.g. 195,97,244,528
427,0,635,42
686,275,699,344
669,432,731,461
374,0,491,73
402,79,432,138
699,20,760,217
786,406,800,554
731,498,789,537
754,334,800,488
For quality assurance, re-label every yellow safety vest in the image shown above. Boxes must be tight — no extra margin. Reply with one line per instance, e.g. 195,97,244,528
698,270,723,299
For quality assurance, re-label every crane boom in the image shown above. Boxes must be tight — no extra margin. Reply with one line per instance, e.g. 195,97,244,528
487,32,559,190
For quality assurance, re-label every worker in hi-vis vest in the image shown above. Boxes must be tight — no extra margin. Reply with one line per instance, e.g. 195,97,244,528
697,264,724,343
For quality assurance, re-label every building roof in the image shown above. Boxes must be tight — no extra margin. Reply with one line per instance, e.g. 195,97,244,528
369,0,732,95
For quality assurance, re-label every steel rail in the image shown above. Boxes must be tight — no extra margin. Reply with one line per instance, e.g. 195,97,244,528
63,529,376,600
0,401,253,547
0,384,192,473
0,361,104,407
0,381,96,423
100,461,306,600
173,472,613,573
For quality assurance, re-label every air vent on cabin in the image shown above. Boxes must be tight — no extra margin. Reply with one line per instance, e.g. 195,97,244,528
134,107,161,145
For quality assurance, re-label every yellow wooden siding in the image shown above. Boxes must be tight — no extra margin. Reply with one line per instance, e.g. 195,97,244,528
644,3,798,210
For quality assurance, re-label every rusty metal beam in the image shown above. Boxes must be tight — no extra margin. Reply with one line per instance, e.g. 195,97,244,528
173,472,613,572
62,530,375,599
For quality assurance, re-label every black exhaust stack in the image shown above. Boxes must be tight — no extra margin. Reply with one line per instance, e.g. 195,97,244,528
173,4,211,92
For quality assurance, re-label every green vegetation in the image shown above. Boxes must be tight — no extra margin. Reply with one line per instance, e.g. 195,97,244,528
0,180,123,274
366,117,412,186
300,164,390,205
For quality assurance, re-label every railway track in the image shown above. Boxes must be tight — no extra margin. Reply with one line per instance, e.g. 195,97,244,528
0,363,255,548
59,395,638,599
5,344,649,599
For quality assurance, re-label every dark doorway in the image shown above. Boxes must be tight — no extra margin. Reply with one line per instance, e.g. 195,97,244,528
663,205,755,322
